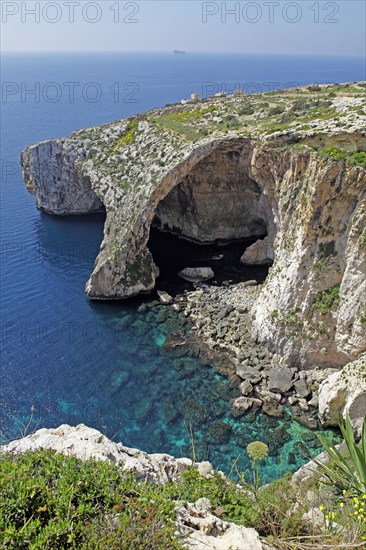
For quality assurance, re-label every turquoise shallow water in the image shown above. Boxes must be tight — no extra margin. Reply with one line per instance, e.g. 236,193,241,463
1,52,353,481
2,281,341,482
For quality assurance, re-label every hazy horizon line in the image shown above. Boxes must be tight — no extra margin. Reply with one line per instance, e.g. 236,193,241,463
1,50,365,59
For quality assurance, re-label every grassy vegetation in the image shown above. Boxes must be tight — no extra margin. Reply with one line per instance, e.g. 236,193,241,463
0,451,298,549
2,416,366,549
318,147,366,169
0,450,180,549
111,120,140,152
151,106,220,141
309,283,340,316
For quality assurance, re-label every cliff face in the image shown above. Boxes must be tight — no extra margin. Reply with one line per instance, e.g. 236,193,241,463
20,140,103,214
20,84,366,368
251,147,366,367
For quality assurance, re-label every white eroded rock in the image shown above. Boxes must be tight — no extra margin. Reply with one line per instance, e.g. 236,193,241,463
0,424,211,485
176,501,267,550
318,354,366,437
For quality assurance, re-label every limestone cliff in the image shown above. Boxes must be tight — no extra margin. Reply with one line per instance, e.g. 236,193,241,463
21,83,366,368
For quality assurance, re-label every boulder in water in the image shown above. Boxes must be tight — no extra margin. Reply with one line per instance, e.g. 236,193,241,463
178,267,214,283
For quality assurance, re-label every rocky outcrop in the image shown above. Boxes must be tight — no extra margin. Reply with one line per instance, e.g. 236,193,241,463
240,236,273,265
21,85,366,368
176,500,269,550
20,140,103,214
0,424,213,484
318,354,366,437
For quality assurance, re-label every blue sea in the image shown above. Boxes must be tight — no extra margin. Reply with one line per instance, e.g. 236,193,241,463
1,52,364,480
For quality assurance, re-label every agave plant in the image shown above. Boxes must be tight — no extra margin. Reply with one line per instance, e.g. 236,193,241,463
316,413,366,497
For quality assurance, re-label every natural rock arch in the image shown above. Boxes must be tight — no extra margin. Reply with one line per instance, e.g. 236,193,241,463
21,119,366,367
85,138,279,300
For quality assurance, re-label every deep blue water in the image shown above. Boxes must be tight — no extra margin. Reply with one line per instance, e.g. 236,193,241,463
1,52,363,480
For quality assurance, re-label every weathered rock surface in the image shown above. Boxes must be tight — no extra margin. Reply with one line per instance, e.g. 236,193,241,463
20,85,366,369
0,424,211,484
157,290,173,304
240,236,274,265
179,267,214,282
268,365,293,393
318,354,366,437
21,140,103,215
176,501,268,550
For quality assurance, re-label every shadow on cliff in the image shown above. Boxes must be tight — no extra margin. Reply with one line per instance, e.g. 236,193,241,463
32,210,106,271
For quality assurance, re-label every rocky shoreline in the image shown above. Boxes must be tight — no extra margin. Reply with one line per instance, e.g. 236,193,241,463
20,84,366,375
156,279,362,432
19,82,366,443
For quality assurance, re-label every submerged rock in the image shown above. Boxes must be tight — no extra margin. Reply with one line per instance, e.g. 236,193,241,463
206,421,232,444
183,397,208,425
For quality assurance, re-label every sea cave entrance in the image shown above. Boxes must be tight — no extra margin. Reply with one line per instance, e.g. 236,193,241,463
147,143,276,294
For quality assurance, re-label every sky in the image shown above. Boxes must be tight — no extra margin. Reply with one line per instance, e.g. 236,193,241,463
1,0,365,56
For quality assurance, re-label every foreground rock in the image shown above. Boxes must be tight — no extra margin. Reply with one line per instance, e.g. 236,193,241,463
176,500,270,550
318,354,366,437
2,423,289,549
0,424,213,485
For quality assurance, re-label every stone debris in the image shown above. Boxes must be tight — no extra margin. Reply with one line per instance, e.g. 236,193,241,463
268,366,293,393
240,236,274,266
181,282,335,424
157,290,174,304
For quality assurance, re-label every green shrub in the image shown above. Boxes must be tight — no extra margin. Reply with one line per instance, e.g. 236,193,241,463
268,105,285,116
309,283,340,316
318,147,366,169
319,147,348,162
0,450,180,549
316,414,366,498
111,120,140,151
349,151,366,169
254,477,306,538
238,105,255,116
0,451,259,548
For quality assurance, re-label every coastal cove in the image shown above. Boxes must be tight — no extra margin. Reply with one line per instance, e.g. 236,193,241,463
2,53,365,483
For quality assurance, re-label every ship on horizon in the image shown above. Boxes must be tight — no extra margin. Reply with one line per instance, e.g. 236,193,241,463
173,50,186,55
